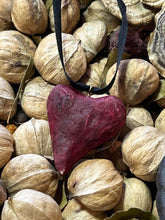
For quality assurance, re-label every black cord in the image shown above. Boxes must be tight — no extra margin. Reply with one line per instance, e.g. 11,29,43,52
52,0,128,94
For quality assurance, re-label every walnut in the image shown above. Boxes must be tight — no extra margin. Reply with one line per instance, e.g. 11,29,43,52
106,59,159,105
0,77,16,120
0,124,14,169
155,109,165,133
0,30,36,83
1,154,59,197
11,0,48,35
49,0,80,33
1,189,62,220
21,76,54,120
73,21,107,63
13,117,53,158
114,177,152,212
62,198,108,220
34,33,87,85
67,159,123,211
122,126,165,181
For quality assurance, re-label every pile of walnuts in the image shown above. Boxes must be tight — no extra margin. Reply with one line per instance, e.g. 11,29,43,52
0,0,165,219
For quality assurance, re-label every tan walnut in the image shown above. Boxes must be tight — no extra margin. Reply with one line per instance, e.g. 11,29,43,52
73,20,107,63
0,77,16,120
1,154,59,197
82,0,121,33
0,0,14,31
106,59,159,105
0,124,14,169
62,198,108,220
67,159,123,211
1,189,62,220
13,117,53,158
122,126,165,181
49,0,80,33
0,30,36,83
21,76,54,120
114,177,152,212
11,0,48,35
34,33,87,85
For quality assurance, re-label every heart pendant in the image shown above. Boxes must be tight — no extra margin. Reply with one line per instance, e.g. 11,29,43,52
47,84,126,175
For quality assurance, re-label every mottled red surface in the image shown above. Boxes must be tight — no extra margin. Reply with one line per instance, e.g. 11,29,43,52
47,84,126,175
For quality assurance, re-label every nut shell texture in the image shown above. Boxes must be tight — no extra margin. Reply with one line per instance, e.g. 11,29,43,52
0,124,14,169
49,0,80,33
0,0,14,31
114,177,152,212
122,126,165,181
155,109,165,133
83,0,121,33
1,189,62,220
13,118,53,157
11,0,48,35
147,3,165,78
68,159,123,211
101,0,154,25
34,33,87,85
0,30,36,83
1,154,58,197
21,76,54,120
62,198,107,220
106,59,159,105
0,77,16,120
73,20,107,63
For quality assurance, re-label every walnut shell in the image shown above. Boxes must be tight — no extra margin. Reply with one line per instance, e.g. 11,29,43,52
34,33,87,85
122,126,165,181
80,57,107,88
155,109,165,133
73,21,107,63
0,30,36,83
82,0,121,33
11,0,48,35
49,0,80,33
67,159,123,211
1,154,59,197
114,177,152,212
101,0,155,26
0,124,14,169
1,189,62,220
62,198,107,220
0,180,7,206
120,106,154,139
95,141,128,173
0,0,14,31
106,59,159,105
147,3,165,78
13,118,53,158
152,200,159,219
0,77,16,120
21,76,54,120
142,0,164,8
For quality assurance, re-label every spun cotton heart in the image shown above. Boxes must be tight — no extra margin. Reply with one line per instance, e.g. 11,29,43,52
47,84,126,175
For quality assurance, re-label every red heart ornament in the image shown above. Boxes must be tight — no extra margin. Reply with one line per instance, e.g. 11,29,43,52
47,84,126,175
